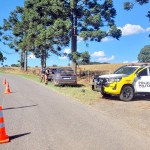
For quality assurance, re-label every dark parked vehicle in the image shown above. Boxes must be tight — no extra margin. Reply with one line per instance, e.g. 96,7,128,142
52,67,77,85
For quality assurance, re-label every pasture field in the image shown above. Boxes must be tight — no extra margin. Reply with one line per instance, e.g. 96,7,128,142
78,63,124,72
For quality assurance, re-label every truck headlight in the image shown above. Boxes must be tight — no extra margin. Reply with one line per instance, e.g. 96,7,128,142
107,78,122,83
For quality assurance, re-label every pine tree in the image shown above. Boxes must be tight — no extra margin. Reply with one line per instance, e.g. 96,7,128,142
1,6,29,71
68,0,122,72
24,0,71,67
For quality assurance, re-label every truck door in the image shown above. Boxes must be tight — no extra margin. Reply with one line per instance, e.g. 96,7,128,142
134,67,150,93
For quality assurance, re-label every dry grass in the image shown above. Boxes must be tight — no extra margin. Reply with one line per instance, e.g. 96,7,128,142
0,63,124,78
0,64,127,87
77,63,124,72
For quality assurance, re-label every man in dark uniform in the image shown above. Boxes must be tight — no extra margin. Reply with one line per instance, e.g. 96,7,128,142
40,66,46,82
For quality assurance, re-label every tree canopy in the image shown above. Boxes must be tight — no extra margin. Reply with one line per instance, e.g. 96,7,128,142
68,51,91,65
124,0,149,10
1,0,122,71
0,6,29,70
23,0,72,68
124,0,150,37
138,45,150,62
64,0,121,71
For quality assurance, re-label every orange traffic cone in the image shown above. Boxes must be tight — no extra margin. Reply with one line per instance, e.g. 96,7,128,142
3,79,6,85
0,106,9,144
4,83,11,94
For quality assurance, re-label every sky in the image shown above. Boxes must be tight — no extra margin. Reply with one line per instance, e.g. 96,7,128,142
0,0,150,67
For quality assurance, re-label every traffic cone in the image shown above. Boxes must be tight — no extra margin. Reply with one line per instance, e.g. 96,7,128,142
3,79,6,85
4,83,11,94
0,106,9,144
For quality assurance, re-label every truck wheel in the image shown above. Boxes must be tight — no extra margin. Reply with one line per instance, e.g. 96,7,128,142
119,85,134,101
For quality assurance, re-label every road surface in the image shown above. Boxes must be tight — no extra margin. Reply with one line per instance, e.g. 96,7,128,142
0,74,149,150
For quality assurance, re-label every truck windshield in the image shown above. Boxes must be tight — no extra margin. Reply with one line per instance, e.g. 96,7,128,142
114,66,138,75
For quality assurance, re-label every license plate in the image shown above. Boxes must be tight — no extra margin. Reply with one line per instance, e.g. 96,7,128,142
63,77,71,79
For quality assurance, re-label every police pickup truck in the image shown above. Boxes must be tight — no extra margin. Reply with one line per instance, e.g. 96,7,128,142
92,64,150,101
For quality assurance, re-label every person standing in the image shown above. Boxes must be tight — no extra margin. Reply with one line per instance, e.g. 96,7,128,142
44,68,50,85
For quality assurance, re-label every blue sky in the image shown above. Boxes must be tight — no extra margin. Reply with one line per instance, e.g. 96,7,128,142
0,0,150,67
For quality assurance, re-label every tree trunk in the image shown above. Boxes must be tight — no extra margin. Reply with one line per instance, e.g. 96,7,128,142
71,0,77,73
41,48,46,68
44,49,46,67
24,50,28,71
20,50,24,71
26,51,28,71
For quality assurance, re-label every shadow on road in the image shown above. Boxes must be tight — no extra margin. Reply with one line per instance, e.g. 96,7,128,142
2,104,38,110
132,95,150,101
102,95,150,102
9,132,31,141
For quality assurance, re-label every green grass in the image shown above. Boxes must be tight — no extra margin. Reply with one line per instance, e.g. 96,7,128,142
19,73,101,104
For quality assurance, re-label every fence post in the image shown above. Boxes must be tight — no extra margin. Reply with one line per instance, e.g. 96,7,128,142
79,68,81,78
88,70,90,83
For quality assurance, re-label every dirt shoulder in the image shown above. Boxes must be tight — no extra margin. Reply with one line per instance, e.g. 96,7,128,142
92,95,150,137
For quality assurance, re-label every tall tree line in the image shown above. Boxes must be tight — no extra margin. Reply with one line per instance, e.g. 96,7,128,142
0,0,121,72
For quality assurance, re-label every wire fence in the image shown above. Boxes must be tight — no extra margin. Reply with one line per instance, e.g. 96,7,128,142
77,69,109,83
0,66,112,83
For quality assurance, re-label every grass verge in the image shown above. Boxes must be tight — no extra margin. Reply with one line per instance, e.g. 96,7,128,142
20,74,101,105
0,69,101,105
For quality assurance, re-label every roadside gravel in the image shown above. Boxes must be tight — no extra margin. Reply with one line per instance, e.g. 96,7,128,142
92,95,150,137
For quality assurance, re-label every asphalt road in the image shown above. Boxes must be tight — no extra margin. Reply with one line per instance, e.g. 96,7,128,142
0,74,150,150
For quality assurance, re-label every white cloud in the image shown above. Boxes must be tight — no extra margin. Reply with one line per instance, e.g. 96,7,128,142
59,48,71,60
123,61,129,63
77,36,112,43
64,48,71,54
97,56,115,62
61,48,85,59
77,36,83,43
91,51,105,57
123,60,138,63
131,60,138,63
146,27,150,32
28,53,36,59
59,56,68,60
101,37,113,42
91,51,114,62
118,24,145,36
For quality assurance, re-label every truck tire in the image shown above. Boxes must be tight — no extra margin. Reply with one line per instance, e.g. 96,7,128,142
119,85,134,101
